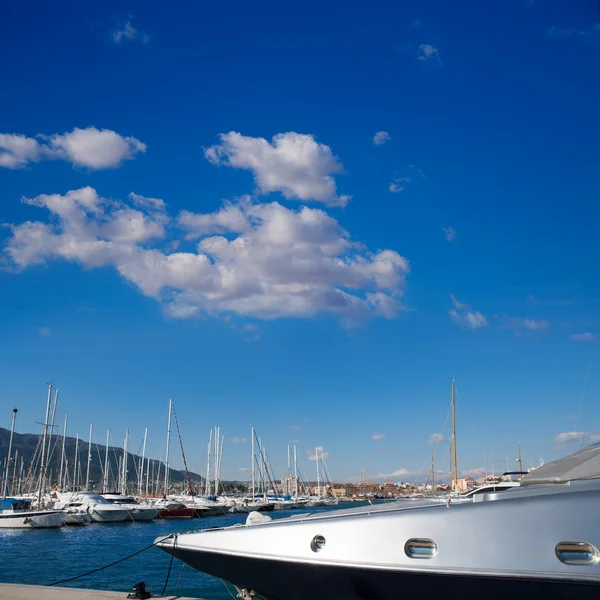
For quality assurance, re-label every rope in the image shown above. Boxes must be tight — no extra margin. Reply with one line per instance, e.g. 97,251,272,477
161,533,178,595
45,534,174,587
174,562,185,595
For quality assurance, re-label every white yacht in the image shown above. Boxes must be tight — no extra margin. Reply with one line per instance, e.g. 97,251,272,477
157,444,600,599
0,498,64,529
56,492,129,523
102,494,159,521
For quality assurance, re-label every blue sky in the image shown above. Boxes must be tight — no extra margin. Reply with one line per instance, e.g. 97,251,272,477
1,0,599,483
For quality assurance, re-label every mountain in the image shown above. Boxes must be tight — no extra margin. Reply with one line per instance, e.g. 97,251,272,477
0,427,203,492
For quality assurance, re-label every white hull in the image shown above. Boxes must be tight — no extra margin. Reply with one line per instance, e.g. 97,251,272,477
0,510,64,529
88,507,129,523
63,512,92,526
126,507,160,521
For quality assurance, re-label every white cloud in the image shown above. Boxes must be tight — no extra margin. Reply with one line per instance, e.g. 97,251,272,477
554,431,600,449
547,24,600,45
504,316,549,334
113,21,149,44
372,433,385,440
238,467,251,472
178,196,252,238
38,327,51,337
4,188,409,326
372,131,391,146
0,127,146,170
307,446,329,461
449,295,488,330
372,468,414,479
417,44,442,64
523,319,548,330
242,324,259,332
389,177,411,193
570,332,596,342
442,227,456,242
0,134,44,168
428,433,444,446
204,132,351,207
231,437,248,444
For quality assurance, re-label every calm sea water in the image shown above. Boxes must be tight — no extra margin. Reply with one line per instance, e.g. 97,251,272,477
0,504,365,599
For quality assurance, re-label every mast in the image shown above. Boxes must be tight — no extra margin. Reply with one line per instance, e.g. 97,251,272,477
163,398,173,498
102,429,110,493
316,447,320,497
85,424,93,491
38,383,53,506
205,429,213,497
139,427,147,496
517,443,523,479
11,450,19,497
251,427,255,498
3,408,18,499
73,433,79,489
145,456,150,496
122,429,129,495
46,389,59,476
293,443,298,498
431,449,435,495
451,379,458,491
58,413,67,490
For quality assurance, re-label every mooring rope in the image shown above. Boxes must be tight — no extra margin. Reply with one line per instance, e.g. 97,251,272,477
45,533,175,587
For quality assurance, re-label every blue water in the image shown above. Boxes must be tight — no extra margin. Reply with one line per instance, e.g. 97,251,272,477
0,504,365,598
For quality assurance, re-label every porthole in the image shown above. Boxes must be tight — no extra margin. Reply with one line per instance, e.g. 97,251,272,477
556,542,599,566
405,538,438,559
311,535,326,552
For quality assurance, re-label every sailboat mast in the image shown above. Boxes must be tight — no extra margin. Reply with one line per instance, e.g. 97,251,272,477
85,424,93,491
205,429,213,497
145,456,150,496
293,444,298,498
102,429,110,493
451,380,458,490
163,398,173,498
3,408,18,499
316,447,320,497
122,429,129,495
73,433,79,489
517,443,523,479
139,427,147,495
58,413,67,490
46,389,59,475
251,427,255,498
38,383,53,506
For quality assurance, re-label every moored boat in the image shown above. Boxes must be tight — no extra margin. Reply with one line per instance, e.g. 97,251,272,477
0,498,64,529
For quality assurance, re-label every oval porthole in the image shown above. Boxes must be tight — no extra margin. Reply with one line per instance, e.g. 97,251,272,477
405,538,438,559
311,535,326,552
556,542,599,566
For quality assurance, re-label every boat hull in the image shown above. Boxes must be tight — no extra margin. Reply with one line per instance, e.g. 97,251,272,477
0,510,64,529
88,507,129,523
158,507,195,519
167,548,600,600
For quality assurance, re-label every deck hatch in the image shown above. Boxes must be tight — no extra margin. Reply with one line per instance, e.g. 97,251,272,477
405,538,438,559
556,542,599,566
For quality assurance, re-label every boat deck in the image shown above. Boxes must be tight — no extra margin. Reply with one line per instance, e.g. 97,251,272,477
0,583,205,599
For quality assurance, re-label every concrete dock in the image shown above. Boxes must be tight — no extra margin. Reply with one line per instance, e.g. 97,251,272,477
0,583,205,599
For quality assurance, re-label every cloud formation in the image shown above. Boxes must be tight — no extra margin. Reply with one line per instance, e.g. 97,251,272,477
449,295,488,330
442,227,456,242
372,131,391,146
547,24,600,46
205,132,350,207
570,332,596,342
4,187,409,326
554,431,600,449
372,433,385,440
0,127,146,170
307,446,329,461
113,21,149,44
372,468,414,479
428,433,444,446
417,44,441,64
389,177,411,193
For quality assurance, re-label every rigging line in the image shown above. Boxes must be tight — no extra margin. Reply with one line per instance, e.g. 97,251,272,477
45,534,174,587
454,385,477,431
222,580,238,600
576,340,597,447
172,402,195,498
161,533,178,596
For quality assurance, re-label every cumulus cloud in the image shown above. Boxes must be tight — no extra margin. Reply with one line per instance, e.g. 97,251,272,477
231,437,248,444
504,316,549,335
4,188,409,326
428,433,444,446
547,24,600,45
372,468,414,479
554,431,600,449
442,227,456,242
307,446,329,461
372,433,385,440
178,196,252,238
204,132,350,207
417,44,442,64
0,127,146,170
389,177,411,193
449,295,488,330
570,332,596,342
113,21,149,44
372,131,391,146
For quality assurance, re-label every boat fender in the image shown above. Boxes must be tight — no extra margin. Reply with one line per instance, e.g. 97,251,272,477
246,511,272,526
23,517,30,524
